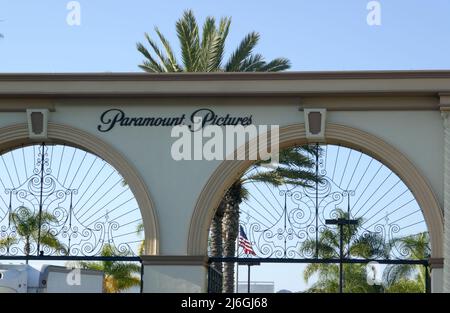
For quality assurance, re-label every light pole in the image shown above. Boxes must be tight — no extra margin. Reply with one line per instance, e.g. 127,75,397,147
237,261,260,293
325,218,358,293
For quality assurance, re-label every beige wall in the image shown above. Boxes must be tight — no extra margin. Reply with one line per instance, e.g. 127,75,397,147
142,265,207,293
0,95,443,256
329,110,444,208
1,71,447,292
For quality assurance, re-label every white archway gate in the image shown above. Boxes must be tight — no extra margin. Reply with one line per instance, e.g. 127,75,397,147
0,123,160,293
0,123,159,255
189,123,444,292
1,71,450,293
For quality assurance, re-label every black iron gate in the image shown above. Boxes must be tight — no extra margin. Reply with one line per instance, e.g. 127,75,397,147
208,264,223,293
0,143,144,292
208,257,430,293
208,144,431,293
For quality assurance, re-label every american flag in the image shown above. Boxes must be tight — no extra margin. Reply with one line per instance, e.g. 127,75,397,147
239,225,256,255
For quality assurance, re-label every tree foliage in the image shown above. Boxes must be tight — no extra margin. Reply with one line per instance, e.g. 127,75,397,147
137,10,290,73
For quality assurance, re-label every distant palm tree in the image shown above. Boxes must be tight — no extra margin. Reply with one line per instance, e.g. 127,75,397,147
300,209,388,293
304,263,381,293
0,235,17,254
76,244,141,293
136,222,145,255
3,206,67,258
384,232,430,292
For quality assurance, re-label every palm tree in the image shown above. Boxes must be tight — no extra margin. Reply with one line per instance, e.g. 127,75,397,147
76,244,141,293
220,146,321,292
137,9,293,293
137,10,290,73
5,206,66,259
300,209,388,293
0,235,18,254
136,222,145,255
304,263,382,293
209,196,227,274
384,232,430,292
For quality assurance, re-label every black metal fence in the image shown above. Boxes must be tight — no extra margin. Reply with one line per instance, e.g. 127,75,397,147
208,144,431,293
207,265,223,293
208,257,431,293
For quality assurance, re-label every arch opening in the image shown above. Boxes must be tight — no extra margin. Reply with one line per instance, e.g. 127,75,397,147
0,123,159,256
229,144,428,259
189,123,443,260
0,143,143,257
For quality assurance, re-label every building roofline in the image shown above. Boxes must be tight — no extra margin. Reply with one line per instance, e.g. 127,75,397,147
1,70,450,101
2,70,450,81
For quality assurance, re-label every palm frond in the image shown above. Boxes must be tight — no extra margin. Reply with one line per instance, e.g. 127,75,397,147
388,232,430,260
142,32,175,72
279,146,317,168
275,167,319,187
238,54,265,72
136,222,144,235
114,275,141,292
39,232,67,254
260,57,291,72
136,43,165,72
199,16,216,71
350,232,388,259
207,17,231,71
77,261,104,271
0,235,18,249
300,237,337,259
176,10,200,71
383,264,416,287
239,185,250,201
110,262,141,275
244,171,284,186
303,263,323,282
40,211,59,224
154,27,181,72
225,32,260,72
385,278,424,293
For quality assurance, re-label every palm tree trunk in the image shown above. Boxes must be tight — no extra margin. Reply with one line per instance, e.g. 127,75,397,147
25,237,30,264
222,182,242,293
210,199,226,273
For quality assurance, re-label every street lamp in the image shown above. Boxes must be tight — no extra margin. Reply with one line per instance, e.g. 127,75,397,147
238,261,261,293
325,218,358,293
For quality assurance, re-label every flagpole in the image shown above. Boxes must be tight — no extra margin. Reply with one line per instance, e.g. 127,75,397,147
235,236,239,293
247,264,251,293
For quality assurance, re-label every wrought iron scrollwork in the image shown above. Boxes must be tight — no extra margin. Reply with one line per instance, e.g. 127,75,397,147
238,145,428,260
0,143,143,257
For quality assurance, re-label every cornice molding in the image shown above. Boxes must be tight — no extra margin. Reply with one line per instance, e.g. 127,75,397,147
3,70,450,81
1,71,450,100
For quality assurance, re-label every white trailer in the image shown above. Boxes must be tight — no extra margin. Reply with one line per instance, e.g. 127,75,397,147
0,264,104,293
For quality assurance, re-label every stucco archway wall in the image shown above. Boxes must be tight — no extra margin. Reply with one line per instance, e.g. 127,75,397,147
0,122,159,255
188,123,444,258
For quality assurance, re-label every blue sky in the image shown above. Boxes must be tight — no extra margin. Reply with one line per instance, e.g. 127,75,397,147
1,0,450,72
